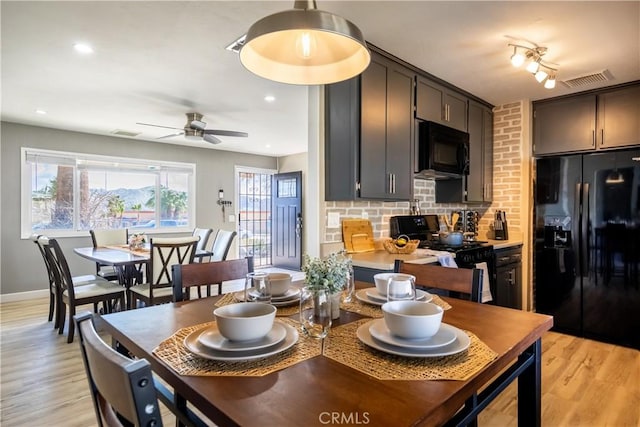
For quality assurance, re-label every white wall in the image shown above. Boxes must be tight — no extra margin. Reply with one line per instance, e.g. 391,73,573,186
0,122,277,296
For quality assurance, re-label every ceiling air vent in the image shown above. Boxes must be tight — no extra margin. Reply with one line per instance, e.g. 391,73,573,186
111,130,140,138
560,69,613,88
225,34,246,54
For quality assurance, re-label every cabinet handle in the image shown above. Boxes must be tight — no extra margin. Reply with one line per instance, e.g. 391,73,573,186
592,130,595,147
445,104,450,121
508,270,514,285
600,129,604,146
388,174,393,193
391,174,396,194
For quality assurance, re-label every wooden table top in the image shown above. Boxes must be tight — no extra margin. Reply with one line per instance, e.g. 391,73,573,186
99,286,553,427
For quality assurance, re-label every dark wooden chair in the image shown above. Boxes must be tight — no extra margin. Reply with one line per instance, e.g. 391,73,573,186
90,229,129,281
40,236,124,343
30,233,58,326
129,236,199,307
172,257,254,302
394,260,483,302
74,312,163,427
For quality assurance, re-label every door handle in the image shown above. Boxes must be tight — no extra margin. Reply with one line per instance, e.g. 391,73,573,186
295,214,302,238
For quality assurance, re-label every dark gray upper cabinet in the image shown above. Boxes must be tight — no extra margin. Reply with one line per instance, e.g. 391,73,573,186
416,77,468,132
466,100,493,202
325,51,415,201
533,94,597,155
597,84,640,149
533,82,640,156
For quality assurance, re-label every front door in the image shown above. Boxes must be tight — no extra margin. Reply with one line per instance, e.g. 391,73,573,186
271,171,302,270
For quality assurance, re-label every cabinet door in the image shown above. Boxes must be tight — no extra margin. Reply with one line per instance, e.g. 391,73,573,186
597,84,640,149
385,64,415,200
416,77,467,131
359,58,389,199
444,91,468,132
324,78,360,201
415,77,444,123
466,101,493,202
533,95,596,155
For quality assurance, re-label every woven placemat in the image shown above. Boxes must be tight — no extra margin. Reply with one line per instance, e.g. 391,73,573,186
215,292,301,317
323,318,497,381
340,294,452,319
152,318,321,376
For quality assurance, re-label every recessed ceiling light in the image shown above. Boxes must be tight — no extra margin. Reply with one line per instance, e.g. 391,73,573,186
73,43,94,54
265,144,271,148
35,109,47,115
264,95,276,103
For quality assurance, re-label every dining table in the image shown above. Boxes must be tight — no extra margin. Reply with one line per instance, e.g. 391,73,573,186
74,245,214,308
98,281,553,427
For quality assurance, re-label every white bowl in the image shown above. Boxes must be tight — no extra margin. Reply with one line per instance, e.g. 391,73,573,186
373,273,415,296
213,303,276,342
381,301,444,340
268,273,292,296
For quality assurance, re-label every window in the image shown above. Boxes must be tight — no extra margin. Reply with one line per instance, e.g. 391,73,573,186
21,148,195,238
236,167,275,267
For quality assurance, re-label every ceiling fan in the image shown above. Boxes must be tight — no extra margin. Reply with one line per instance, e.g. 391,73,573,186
137,112,248,144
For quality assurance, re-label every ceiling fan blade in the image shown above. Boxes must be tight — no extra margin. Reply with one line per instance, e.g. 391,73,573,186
203,133,222,144
136,122,183,131
157,131,185,139
203,129,248,138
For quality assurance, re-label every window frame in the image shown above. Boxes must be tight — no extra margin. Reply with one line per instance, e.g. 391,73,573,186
21,147,196,239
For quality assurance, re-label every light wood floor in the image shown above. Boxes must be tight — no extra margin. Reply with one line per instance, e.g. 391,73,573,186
1,297,638,426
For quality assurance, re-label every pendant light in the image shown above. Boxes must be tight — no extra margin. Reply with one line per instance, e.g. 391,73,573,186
240,0,371,85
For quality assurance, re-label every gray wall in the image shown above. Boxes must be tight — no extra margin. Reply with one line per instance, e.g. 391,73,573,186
1,122,277,295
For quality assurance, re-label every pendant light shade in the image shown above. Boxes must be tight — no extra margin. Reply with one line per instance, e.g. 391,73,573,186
240,1,370,85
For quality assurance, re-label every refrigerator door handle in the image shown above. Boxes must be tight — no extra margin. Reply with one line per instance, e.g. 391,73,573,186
581,182,590,276
574,182,583,275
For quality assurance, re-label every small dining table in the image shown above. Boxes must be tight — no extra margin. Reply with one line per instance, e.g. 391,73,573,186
74,245,213,308
99,282,553,426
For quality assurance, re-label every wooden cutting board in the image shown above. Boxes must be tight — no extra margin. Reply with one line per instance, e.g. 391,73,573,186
342,219,375,253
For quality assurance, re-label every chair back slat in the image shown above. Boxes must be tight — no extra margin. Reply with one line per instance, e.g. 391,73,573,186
74,312,163,427
40,236,77,300
149,237,199,286
90,229,129,247
192,228,213,252
394,260,483,302
209,230,237,261
172,257,254,301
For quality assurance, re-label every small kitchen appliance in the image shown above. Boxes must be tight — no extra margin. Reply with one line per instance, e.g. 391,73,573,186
494,210,509,240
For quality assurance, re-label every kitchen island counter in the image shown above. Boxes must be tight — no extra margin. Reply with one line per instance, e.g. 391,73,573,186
349,249,442,271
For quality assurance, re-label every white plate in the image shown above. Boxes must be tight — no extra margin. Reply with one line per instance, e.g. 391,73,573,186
184,322,299,362
357,320,470,357
197,322,287,352
368,319,457,349
271,297,300,307
271,288,301,301
356,289,432,306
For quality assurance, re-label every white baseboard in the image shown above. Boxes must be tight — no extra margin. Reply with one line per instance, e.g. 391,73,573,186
0,289,49,303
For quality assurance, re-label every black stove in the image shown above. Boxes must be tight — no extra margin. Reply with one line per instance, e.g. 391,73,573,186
419,239,494,265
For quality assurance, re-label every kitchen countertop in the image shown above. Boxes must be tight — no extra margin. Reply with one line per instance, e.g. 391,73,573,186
349,249,445,271
349,238,524,271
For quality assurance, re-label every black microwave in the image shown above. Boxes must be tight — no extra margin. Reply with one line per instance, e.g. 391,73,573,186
416,121,469,178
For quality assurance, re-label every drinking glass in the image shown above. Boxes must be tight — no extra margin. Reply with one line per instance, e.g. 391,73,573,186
386,274,416,302
341,266,355,303
300,287,332,339
244,272,271,304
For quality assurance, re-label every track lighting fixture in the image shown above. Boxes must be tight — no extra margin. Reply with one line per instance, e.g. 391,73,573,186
508,43,558,89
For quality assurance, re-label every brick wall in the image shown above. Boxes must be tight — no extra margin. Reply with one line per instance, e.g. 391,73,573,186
323,101,525,243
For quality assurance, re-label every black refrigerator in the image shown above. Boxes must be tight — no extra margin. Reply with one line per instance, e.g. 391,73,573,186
534,148,640,349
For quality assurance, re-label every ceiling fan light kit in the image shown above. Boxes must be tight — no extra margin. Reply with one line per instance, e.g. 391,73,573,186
240,0,371,85
508,43,558,89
